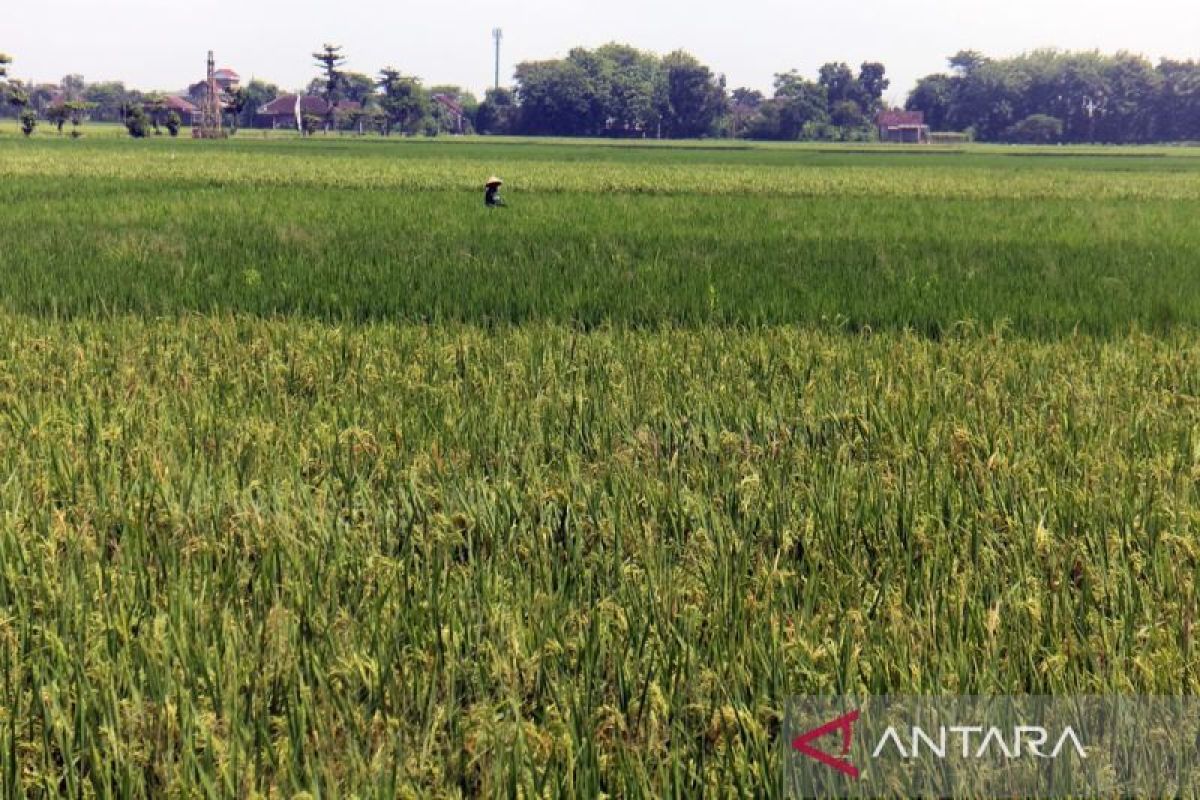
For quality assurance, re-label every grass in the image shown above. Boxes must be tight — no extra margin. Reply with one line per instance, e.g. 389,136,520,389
0,134,1196,797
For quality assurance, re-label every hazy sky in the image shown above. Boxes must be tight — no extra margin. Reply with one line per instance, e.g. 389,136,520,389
5,0,1198,103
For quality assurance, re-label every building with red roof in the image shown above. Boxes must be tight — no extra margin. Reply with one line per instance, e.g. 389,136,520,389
256,95,363,130
213,68,240,91
876,109,929,143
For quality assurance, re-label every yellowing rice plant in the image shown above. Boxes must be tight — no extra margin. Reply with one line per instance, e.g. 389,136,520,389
0,133,1196,796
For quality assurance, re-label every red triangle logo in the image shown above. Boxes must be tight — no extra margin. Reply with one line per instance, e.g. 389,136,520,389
791,709,861,779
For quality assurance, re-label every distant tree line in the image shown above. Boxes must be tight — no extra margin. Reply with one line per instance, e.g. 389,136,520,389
5,44,1200,143
468,46,891,142
301,45,478,136
908,50,1200,143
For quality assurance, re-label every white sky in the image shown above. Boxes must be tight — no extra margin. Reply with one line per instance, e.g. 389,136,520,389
4,0,1198,103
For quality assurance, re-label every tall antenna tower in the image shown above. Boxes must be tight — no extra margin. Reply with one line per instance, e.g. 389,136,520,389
196,50,226,139
492,28,503,91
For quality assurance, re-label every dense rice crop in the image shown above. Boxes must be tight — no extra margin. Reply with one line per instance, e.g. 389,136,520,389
0,318,1197,796
0,133,1197,796
2,137,1200,333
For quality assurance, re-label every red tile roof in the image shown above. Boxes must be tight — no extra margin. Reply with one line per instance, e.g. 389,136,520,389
876,110,925,127
160,95,198,113
432,93,464,116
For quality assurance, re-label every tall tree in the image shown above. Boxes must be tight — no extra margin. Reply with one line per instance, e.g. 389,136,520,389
730,87,764,138
340,72,376,105
377,67,428,135
60,74,86,100
595,43,659,136
82,81,127,123
514,59,594,135
949,50,988,76
238,79,278,129
312,44,347,103
656,50,727,138
474,87,515,134
906,74,955,131
1094,52,1161,142
46,103,69,133
855,62,890,113
817,62,857,104
225,86,248,132
7,80,28,113
1158,59,1200,141
0,52,9,80
143,94,167,134
771,71,828,139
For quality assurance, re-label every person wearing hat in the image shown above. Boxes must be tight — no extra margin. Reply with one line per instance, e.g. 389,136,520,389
485,176,505,208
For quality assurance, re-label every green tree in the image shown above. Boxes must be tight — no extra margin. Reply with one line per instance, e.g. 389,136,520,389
165,110,181,137
905,50,1172,143
906,74,955,131
238,79,278,129
19,108,37,136
656,51,727,138
364,104,388,136
474,87,515,134
949,50,988,76
83,81,127,122
377,68,428,135
341,72,377,105
7,79,29,114
594,43,659,136
59,74,86,100
830,99,866,129
312,44,346,103
1093,52,1161,142
855,62,890,113
46,103,68,133
730,87,764,138
1,53,11,112
1158,59,1200,141
27,84,57,114
514,59,594,135
741,100,785,139
817,62,857,104
225,86,248,133
771,71,829,139
65,100,92,136
1004,113,1063,143
124,102,150,137
143,95,166,134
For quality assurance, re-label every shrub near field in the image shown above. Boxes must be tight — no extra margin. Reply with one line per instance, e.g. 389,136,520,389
0,318,1197,796
3,137,1200,332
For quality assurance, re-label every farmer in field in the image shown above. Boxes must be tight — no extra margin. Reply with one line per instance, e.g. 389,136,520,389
485,176,505,208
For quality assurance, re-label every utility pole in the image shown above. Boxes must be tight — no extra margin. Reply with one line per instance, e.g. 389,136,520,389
492,28,502,91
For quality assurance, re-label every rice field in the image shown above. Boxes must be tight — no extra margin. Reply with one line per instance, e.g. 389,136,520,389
0,133,1197,797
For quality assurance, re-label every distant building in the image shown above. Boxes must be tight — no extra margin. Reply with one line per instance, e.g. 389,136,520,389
255,94,361,129
431,93,466,133
876,110,929,143
186,67,240,107
149,95,199,125
213,68,240,92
